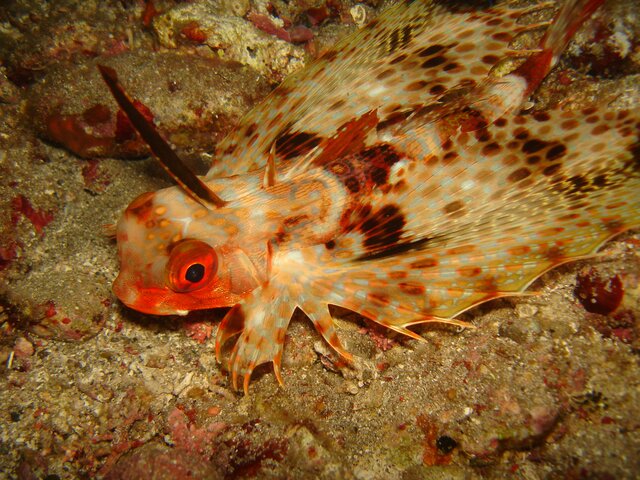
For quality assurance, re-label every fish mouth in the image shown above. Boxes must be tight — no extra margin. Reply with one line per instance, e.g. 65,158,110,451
112,273,172,315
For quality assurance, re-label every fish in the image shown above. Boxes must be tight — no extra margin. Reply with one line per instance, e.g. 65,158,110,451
99,0,640,393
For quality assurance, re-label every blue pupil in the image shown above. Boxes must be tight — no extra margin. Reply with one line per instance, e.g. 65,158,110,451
185,263,205,283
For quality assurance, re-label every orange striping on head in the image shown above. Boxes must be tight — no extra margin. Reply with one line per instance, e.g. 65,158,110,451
126,191,156,222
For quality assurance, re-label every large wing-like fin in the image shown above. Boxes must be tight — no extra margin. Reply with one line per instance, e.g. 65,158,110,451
210,1,589,178
308,106,639,328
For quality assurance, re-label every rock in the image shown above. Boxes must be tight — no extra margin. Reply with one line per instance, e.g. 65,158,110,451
28,51,270,159
103,442,223,480
152,2,306,79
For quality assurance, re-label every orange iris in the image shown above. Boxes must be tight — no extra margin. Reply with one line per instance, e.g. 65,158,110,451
165,240,217,293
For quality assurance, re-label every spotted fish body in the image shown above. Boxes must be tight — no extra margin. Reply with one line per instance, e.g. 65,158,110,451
106,0,640,392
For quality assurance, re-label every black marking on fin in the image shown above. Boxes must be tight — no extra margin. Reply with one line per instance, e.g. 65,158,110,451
356,236,433,262
274,129,323,161
97,64,227,209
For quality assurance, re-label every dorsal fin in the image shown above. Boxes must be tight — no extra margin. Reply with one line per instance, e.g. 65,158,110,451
97,64,227,209
263,142,277,188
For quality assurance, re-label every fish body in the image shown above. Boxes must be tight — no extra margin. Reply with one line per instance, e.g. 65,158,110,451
104,0,640,392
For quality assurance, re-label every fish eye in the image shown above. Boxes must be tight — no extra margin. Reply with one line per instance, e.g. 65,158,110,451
185,263,205,283
166,240,217,293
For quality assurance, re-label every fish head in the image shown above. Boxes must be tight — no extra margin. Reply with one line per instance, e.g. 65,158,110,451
112,185,258,315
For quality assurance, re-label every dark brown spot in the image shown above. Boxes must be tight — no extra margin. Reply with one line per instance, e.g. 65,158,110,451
522,139,547,154
360,204,405,252
629,141,640,171
494,118,507,128
368,292,391,306
492,32,512,42
567,174,589,194
443,62,458,72
344,177,360,193
508,167,531,182
325,240,335,250
526,155,540,165
603,218,624,233
275,130,322,161
591,124,610,135
377,110,412,131
405,80,428,91
514,128,529,140
223,143,236,156
421,56,447,69
329,99,346,111
475,128,491,142
389,54,407,65
442,151,458,164
443,200,464,215
399,282,426,296
543,164,561,176
546,144,566,160
481,142,501,156
389,25,413,53
376,69,395,80
533,111,550,122
430,84,446,96
561,119,579,130
410,258,438,269
417,44,445,57
283,215,308,228
481,54,499,65
361,143,402,186
244,123,258,138
322,50,338,62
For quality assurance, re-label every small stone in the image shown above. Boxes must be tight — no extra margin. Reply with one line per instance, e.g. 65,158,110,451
515,303,539,318
345,381,359,395
498,316,541,344
13,337,34,358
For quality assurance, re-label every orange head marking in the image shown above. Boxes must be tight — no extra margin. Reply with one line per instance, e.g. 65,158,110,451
112,184,260,316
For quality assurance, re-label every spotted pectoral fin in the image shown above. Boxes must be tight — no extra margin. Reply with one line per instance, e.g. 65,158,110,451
318,106,640,330
215,285,294,393
300,302,353,362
